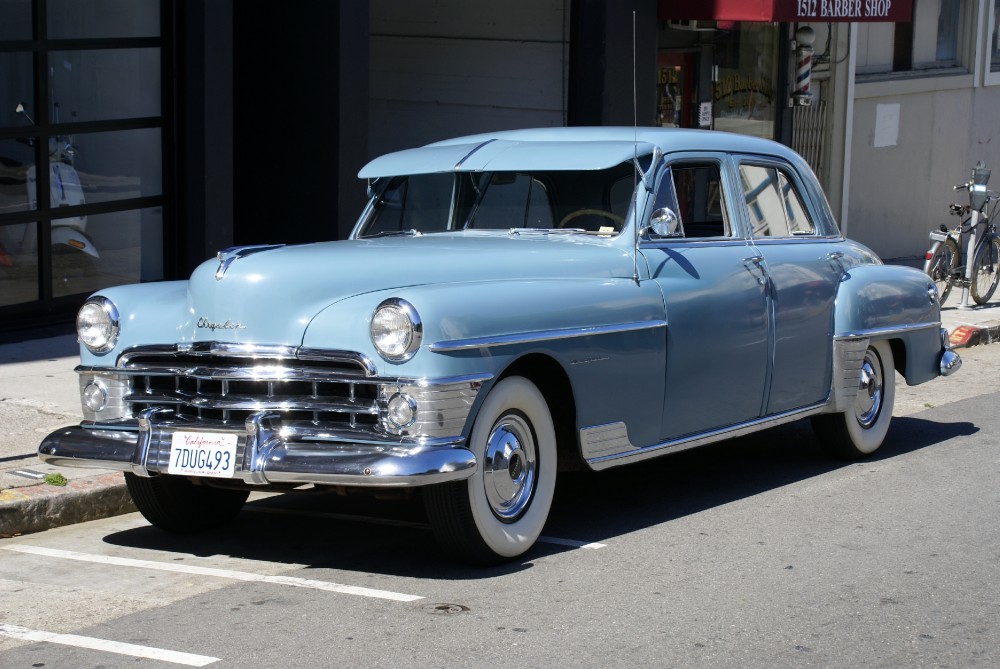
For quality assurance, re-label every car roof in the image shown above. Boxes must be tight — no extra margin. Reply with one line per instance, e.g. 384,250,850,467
358,127,799,178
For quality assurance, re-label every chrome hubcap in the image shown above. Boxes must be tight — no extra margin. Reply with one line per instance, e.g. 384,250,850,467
854,349,884,429
483,414,537,522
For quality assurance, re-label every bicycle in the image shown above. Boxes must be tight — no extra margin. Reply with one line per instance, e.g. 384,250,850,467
923,165,1000,306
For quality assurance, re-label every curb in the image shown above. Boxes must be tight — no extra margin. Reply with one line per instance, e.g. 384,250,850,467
949,323,1000,348
0,472,135,538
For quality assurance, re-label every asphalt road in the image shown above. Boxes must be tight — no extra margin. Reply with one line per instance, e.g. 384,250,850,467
1,347,999,668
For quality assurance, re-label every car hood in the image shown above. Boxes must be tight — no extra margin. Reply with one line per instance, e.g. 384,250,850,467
185,233,634,345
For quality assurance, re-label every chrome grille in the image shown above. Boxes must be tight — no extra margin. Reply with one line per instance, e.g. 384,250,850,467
120,348,379,428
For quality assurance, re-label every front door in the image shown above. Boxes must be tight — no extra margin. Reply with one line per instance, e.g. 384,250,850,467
640,154,769,441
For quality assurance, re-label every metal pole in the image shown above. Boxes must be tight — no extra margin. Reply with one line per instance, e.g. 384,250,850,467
958,209,978,310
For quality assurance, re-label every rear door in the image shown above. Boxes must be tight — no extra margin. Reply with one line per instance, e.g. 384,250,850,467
733,158,843,414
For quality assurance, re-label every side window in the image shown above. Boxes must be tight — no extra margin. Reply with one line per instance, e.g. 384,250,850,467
470,173,553,229
652,161,730,238
739,163,816,238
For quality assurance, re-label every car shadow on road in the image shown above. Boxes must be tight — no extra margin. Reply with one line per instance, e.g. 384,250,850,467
101,414,977,581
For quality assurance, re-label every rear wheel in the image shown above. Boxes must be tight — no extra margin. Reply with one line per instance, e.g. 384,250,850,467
424,376,556,565
924,238,959,303
970,236,1000,304
125,473,249,532
811,340,895,460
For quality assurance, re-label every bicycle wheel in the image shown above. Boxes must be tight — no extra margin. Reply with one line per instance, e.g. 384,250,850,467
971,236,1000,304
924,237,960,303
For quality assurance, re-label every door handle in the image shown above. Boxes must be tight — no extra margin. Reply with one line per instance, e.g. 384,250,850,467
743,255,766,285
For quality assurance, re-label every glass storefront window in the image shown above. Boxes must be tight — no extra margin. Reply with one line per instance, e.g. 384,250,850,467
0,0,32,40
51,206,163,298
0,52,34,128
50,49,161,123
47,0,159,39
71,128,163,203
0,220,39,306
0,1,165,320
711,23,779,140
0,137,35,216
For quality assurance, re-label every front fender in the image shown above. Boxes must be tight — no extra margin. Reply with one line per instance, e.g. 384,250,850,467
78,281,190,366
304,278,668,447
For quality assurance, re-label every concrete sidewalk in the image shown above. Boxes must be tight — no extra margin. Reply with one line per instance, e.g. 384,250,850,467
2,291,999,538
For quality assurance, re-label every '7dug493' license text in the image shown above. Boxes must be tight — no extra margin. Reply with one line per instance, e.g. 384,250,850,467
167,432,238,479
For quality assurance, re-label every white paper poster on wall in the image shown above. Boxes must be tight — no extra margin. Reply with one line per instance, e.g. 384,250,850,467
873,103,900,148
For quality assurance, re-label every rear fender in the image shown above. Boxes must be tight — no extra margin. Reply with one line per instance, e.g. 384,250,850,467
833,264,941,387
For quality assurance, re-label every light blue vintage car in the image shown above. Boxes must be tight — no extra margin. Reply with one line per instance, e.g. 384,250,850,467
40,127,960,564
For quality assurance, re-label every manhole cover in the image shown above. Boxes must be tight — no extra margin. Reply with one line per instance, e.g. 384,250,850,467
423,603,470,615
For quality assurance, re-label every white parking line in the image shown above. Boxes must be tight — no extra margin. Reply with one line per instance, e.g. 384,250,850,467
0,623,219,667
537,535,607,550
1,545,423,602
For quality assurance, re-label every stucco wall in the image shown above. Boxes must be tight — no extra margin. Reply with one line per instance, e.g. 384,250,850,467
369,0,569,158
847,76,1000,260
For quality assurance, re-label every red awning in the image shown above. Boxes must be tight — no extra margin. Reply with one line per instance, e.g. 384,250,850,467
658,0,912,23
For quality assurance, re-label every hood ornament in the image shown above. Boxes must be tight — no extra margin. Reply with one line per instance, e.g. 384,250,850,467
215,244,284,280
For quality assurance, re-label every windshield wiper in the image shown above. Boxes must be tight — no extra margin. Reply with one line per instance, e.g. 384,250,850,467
363,229,423,238
508,228,589,236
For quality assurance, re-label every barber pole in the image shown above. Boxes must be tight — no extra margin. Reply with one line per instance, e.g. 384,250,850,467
792,26,815,106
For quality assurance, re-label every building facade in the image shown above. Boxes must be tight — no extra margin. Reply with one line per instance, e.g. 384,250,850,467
0,0,996,328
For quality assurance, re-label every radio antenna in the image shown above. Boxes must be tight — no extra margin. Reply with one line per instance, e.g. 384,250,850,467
631,10,640,285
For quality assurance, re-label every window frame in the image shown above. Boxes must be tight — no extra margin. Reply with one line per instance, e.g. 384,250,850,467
734,157,823,241
0,0,171,315
855,0,976,83
984,0,1000,86
642,154,739,243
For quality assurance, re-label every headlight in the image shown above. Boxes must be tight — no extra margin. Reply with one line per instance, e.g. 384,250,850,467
77,297,120,353
370,298,422,362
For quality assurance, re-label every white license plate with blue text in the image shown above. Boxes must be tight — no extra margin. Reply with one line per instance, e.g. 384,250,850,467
168,432,238,478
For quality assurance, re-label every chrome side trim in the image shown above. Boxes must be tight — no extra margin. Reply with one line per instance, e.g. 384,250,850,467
429,320,668,353
834,321,940,340
583,402,827,471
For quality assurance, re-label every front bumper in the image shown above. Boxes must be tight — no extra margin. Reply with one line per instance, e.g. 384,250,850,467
38,411,478,488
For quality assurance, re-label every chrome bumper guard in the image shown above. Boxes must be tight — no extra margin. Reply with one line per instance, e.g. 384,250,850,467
940,327,962,377
38,410,477,488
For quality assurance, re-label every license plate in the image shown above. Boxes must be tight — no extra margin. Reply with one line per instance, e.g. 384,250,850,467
167,432,238,478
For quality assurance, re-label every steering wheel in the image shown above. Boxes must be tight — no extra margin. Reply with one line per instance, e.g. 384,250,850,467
557,209,626,229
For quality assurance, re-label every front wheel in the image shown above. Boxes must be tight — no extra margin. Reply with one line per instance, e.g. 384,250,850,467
125,473,249,532
810,340,895,460
424,376,557,565
970,236,1000,304
923,237,959,304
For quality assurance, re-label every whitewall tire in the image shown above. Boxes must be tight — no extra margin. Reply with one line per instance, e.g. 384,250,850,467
424,376,557,564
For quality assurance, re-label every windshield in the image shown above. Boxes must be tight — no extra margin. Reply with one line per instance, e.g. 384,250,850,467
357,162,637,238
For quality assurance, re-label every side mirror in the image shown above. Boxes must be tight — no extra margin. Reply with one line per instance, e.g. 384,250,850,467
647,207,682,237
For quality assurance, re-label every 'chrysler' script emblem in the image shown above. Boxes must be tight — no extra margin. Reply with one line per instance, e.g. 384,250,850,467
197,317,246,331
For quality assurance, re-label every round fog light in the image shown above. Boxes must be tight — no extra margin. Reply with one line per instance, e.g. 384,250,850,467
387,393,417,428
83,381,108,412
